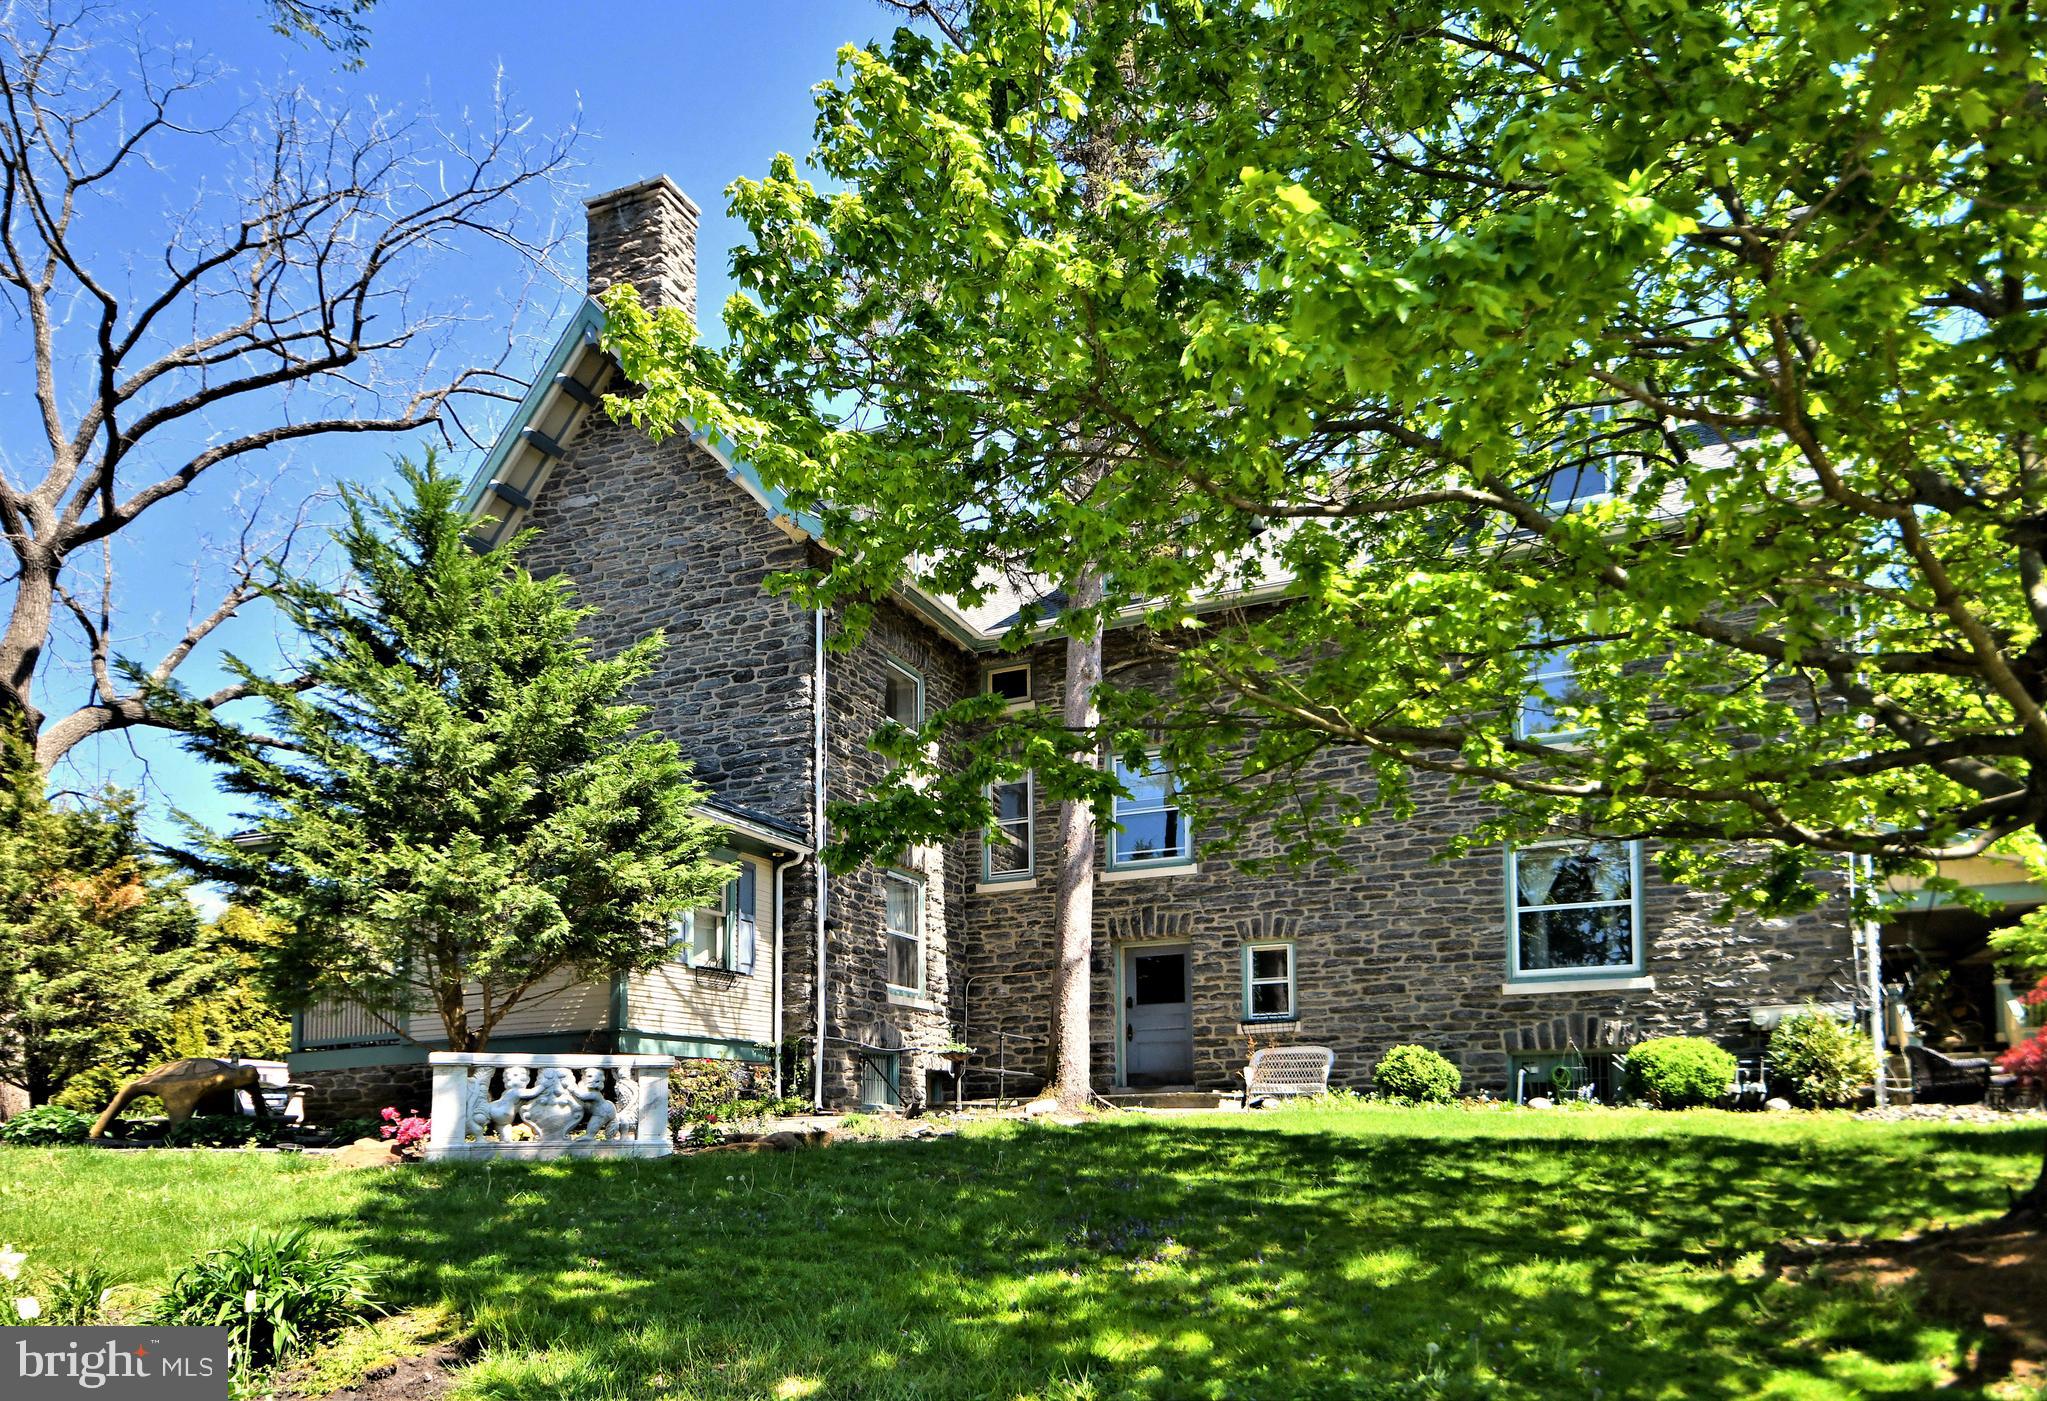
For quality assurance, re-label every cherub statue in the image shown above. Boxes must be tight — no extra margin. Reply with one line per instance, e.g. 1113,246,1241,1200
522,1066,585,1142
574,1068,616,1139
462,1069,495,1141
487,1065,535,1134
611,1073,641,1139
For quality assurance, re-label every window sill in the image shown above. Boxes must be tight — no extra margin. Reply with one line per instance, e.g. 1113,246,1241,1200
1102,863,1198,883
974,877,1037,895
1240,1015,1299,1026
1500,975,1655,996
887,989,941,1013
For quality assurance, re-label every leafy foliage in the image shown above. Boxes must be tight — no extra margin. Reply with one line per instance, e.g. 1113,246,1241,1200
0,1105,91,1146
1624,1038,1738,1110
0,753,204,1105
604,0,2047,913
1766,1011,1878,1108
173,459,730,1049
1371,1045,1462,1103
153,1227,380,1372
161,1115,292,1150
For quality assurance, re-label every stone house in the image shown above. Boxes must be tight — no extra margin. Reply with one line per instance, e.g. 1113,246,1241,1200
286,175,1899,1116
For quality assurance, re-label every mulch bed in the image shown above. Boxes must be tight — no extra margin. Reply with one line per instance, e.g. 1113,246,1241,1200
283,1341,472,1401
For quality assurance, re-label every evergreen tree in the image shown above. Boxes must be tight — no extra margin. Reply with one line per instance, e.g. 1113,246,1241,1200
175,459,729,1050
0,753,197,1105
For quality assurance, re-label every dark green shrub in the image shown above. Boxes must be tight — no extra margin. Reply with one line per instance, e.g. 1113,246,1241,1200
1623,1037,1737,1108
0,1105,92,1145
1767,1010,1876,1106
162,1114,289,1149
1373,1045,1462,1103
153,1227,379,1372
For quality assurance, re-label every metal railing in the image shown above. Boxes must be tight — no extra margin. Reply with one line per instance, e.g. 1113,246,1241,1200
297,1000,404,1049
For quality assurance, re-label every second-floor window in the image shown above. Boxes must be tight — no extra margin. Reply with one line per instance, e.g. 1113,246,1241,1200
1518,644,1591,742
983,774,1034,883
1111,753,1191,870
884,871,924,993
882,657,922,729
986,662,1031,706
1507,840,1642,980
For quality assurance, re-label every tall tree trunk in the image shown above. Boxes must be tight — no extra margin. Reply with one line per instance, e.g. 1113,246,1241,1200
0,545,56,753
1049,569,1104,1110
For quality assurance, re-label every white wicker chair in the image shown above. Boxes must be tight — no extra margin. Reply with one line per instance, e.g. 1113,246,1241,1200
1240,1046,1336,1107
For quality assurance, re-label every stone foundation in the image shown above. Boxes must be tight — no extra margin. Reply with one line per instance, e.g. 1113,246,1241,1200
295,1063,431,1125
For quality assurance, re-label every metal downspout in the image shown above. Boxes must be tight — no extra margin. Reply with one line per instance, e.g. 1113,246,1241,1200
813,605,830,1110
770,853,799,1099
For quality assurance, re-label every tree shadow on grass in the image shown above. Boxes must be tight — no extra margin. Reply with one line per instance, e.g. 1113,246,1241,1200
306,1116,2044,1400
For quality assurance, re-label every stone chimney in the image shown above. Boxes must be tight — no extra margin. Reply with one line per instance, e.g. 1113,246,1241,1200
584,175,699,324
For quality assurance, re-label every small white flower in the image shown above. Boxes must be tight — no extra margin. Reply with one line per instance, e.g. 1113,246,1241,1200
0,1244,23,1282
243,1289,261,1313
15,1295,40,1321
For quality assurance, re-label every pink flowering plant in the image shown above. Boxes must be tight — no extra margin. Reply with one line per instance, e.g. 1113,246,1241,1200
377,1107,430,1158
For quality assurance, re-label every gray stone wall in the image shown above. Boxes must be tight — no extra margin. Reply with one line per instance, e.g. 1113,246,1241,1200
296,1063,432,1125
806,597,976,1107
952,631,1858,1097
519,415,818,833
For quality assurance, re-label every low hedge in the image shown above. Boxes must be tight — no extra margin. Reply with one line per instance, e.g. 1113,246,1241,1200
1623,1037,1737,1109
1373,1044,1462,1103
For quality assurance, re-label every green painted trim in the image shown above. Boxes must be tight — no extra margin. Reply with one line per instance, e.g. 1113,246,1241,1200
609,973,629,1033
288,1031,608,1072
616,1029,772,1063
1888,881,2047,913
461,298,607,516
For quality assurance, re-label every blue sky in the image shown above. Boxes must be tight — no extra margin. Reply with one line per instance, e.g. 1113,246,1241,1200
17,1,900,842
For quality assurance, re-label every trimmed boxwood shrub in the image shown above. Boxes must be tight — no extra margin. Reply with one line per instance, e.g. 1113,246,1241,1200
1623,1037,1737,1108
0,1104,92,1145
1373,1044,1461,1103
1767,1009,1877,1106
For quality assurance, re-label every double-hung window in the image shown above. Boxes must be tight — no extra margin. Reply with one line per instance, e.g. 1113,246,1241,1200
1518,643,1591,742
1110,753,1191,870
677,859,758,974
1507,840,1643,981
983,774,1034,883
1243,943,1296,1021
884,871,924,993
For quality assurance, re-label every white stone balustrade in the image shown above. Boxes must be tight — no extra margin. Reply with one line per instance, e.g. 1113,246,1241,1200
426,1051,674,1160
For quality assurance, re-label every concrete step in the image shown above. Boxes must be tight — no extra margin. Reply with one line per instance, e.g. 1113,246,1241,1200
1103,1088,1228,1110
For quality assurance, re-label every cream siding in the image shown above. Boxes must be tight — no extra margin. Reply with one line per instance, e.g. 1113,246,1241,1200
403,967,611,1043
625,853,777,1047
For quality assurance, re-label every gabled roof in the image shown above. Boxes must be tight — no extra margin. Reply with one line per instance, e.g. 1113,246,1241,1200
463,302,1292,656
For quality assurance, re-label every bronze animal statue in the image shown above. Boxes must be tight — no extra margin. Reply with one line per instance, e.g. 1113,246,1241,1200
88,1058,263,1139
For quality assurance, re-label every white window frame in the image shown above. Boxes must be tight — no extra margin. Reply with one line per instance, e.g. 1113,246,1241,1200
985,661,1033,708
1504,840,1645,984
883,870,925,995
1242,942,1297,1022
881,656,923,728
1517,642,1591,743
981,772,1035,884
1109,751,1193,871
676,856,755,972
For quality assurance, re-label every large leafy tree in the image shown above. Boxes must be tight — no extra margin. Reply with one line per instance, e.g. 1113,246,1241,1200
177,461,730,1051
0,753,199,1106
607,0,2045,1206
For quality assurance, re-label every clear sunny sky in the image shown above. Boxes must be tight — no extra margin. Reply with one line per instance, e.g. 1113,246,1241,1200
18,0,902,843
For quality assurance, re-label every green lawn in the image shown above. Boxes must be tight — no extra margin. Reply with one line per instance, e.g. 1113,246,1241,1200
3,1105,2042,1400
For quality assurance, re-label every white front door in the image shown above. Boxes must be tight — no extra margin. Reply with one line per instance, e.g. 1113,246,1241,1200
1122,945,1193,1085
